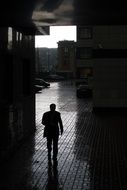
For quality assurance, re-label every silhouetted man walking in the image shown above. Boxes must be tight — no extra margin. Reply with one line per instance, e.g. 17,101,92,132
42,104,63,166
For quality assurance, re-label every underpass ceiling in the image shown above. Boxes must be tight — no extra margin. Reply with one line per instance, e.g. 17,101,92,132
0,0,127,34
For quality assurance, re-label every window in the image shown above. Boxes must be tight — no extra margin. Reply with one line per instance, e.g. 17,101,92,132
64,47,69,53
8,27,13,49
78,27,92,39
77,47,92,59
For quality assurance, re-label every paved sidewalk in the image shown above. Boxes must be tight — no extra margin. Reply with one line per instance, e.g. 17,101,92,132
1,81,127,190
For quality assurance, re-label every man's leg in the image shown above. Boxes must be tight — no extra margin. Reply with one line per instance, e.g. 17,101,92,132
53,136,59,162
47,137,52,161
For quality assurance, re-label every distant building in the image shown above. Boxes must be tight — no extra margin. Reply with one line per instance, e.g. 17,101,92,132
35,47,57,77
57,40,76,78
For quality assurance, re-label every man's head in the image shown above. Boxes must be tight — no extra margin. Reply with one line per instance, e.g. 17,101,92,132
50,103,56,112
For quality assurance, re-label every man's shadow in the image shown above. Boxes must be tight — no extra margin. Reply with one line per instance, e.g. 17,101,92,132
46,162,62,190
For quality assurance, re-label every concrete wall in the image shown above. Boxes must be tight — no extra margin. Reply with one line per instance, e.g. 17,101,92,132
93,26,127,108
93,59,127,107
93,26,127,49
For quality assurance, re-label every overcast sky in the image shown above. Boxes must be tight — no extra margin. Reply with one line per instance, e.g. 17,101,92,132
35,25,76,48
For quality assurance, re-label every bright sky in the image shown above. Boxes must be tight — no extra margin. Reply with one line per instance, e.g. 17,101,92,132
35,26,77,48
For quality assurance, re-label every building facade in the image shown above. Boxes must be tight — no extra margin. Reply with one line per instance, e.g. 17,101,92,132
93,25,127,108
57,40,76,79
76,26,93,79
35,47,57,78
0,27,35,160
76,25,127,108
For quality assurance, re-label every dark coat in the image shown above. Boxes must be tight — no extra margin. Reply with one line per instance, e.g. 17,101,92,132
42,111,63,137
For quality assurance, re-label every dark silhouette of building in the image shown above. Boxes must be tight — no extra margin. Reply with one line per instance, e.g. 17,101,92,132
0,27,36,160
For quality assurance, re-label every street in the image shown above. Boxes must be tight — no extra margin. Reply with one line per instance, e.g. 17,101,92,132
1,81,127,190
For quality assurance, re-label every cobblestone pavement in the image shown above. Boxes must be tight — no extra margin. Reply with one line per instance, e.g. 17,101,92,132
1,81,127,190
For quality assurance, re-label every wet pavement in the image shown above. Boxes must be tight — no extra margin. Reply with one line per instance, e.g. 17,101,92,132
1,81,127,190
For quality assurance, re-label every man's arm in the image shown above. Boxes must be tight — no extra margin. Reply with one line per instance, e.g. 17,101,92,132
59,113,63,135
42,113,46,125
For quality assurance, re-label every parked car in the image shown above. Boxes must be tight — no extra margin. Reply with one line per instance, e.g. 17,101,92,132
76,84,92,98
35,85,43,93
35,78,50,87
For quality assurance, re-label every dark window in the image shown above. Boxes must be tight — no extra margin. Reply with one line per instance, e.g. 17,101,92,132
78,27,92,39
64,47,68,53
77,47,92,59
